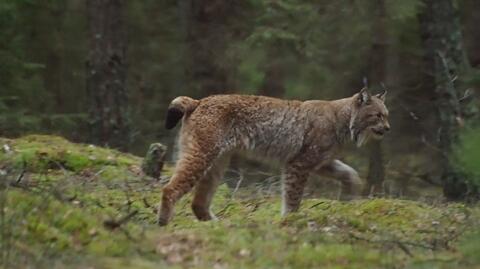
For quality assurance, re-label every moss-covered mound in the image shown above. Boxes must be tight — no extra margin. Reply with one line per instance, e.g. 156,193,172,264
0,135,140,172
0,135,479,269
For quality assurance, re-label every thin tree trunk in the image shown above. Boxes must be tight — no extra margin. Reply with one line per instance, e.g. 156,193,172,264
185,0,235,97
183,0,256,176
258,45,286,98
43,3,66,112
45,52,63,111
86,0,130,150
364,0,387,196
419,0,470,199
463,0,480,67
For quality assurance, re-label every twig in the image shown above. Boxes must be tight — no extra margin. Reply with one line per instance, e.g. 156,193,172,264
231,170,244,199
397,101,420,121
458,88,474,104
421,134,447,156
349,231,437,257
103,210,139,230
142,197,152,208
216,170,247,217
15,169,25,184
309,201,327,209
94,200,105,208
123,179,133,212
396,241,414,257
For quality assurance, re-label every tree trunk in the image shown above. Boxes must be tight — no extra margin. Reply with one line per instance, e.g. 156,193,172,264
43,3,66,113
463,0,480,67
258,45,286,98
419,0,470,199
86,0,130,150
231,43,287,174
185,0,236,97
364,0,387,196
183,0,253,174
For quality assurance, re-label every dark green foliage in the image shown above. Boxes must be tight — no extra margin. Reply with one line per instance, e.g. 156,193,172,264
453,127,480,197
419,0,474,200
0,0,88,140
0,0,475,149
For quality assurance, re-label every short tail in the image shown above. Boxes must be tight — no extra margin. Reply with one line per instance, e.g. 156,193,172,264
165,96,200,129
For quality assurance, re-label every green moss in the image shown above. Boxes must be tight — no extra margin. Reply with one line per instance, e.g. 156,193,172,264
4,190,96,254
459,231,480,264
0,135,140,173
458,207,480,265
1,135,479,269
87,235,131,256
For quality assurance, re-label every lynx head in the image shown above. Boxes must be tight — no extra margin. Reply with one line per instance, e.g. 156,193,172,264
349,88,390,147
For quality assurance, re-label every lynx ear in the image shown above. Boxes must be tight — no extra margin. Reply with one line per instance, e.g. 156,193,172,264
357,87,371,105
376,90,387,102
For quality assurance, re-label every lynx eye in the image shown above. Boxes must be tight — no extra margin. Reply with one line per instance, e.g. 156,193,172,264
371,113,382,119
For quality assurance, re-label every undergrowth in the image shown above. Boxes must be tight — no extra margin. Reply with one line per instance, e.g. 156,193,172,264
0,135,479,269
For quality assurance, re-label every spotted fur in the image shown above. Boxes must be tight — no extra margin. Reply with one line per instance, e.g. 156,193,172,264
158,89,390,225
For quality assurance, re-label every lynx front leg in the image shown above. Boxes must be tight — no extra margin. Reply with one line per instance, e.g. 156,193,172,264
281,165,310,216
315,159,364,200
191,155,230,221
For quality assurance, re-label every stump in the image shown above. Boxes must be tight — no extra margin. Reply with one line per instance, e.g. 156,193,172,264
142,143,167,179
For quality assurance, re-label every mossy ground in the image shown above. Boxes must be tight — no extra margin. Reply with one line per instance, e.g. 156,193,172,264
0,135,479,269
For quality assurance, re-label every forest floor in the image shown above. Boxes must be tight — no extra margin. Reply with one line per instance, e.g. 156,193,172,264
1,135,479,269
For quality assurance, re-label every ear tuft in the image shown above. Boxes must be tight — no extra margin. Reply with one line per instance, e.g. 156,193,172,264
357,87,371,105
376,90,387,102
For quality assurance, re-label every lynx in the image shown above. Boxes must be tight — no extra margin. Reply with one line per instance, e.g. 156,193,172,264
158,88,389,226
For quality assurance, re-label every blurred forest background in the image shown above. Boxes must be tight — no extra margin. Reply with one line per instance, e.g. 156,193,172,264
1,0,479,200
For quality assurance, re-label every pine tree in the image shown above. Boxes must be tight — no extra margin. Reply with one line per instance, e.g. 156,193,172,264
86,0,131,150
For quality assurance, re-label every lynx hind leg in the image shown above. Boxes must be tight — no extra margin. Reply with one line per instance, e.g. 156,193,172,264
281,164,310,216
316,159,364,200
158,150,218,226
191,155,230,221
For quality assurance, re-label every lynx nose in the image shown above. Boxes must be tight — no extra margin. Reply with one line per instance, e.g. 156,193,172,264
384,124,390,132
